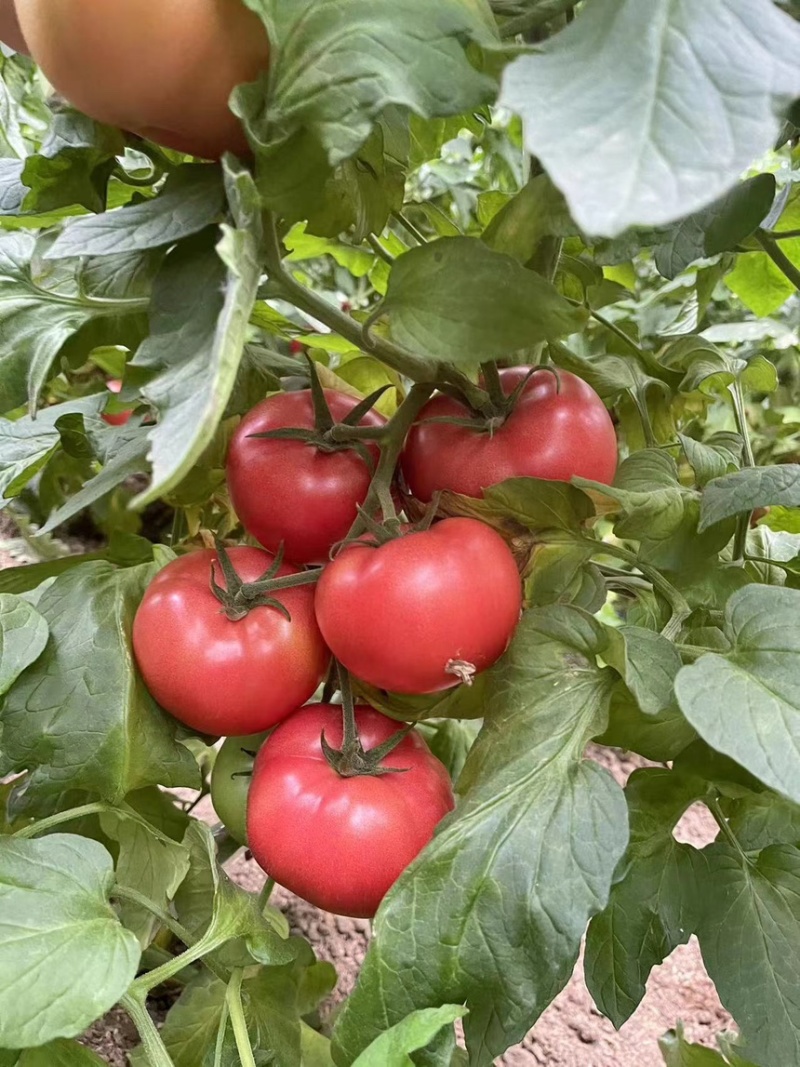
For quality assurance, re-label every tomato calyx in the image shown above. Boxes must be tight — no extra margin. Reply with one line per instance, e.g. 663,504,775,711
209,539,320,622
246,356,388,467
420,364,561,437
321,667,412,778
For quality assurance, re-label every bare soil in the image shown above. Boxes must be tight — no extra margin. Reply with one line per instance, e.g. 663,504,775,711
0,522,730,1065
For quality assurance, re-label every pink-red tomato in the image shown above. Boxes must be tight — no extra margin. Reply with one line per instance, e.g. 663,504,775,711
226,390,386,565
14,0,270,159
102,379,133,427
0,0,27,53
314,518,521,694
247,703,455,917
401,367,617,501
133,548,330,736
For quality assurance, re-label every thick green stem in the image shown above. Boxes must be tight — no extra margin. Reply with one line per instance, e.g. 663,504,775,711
730,379,755,562
121,992,175,1067
367,234,395,265
213,996,231,1067
13,802,108,838
262,212,488,410
226,970,257,1067
587,307,666,378
392,209,428,246
350,382,434,537
756,230,800,290
583,538,691,640
112,885,195,949
258,878,276,910
132,924,230,995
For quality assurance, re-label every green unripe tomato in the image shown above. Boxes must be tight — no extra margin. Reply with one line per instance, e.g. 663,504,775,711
210,732,268,845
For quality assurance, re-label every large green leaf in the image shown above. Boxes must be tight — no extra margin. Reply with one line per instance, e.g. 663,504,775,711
352,1007,466,1067
45,165,224,259
0,234,146,414
695,843,800,1067
241,0,497,169
699,466,800,532
675,586,800,804
585,768,705,1027
333,605,627,1066
500,0,800,236
0,594,47,697
0,561,198,805
131,166,261,506
382,237,588,363
0,1040,108,1066
659,1025,754,1066
0,834,140,1047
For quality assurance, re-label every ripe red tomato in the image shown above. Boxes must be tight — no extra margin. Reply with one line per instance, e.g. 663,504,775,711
14,0,270,159
247,703,455,917
226,389,386,564
401,367,617,501
314,518,521,694
102,379,133,427
133,548,330,736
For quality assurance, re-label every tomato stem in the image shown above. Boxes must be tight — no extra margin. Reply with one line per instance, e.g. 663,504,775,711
321,664,413,778
121,991,176,1067
209,539,320,621
227,969,258,1067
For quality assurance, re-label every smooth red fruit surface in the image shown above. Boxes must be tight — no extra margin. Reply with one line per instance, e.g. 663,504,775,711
133,548,330,736
15,0,270,159
314,518,522,694
0,0,27,53
401,367,618,501
102,379,133,427
226,390,386,564
247,703,454,917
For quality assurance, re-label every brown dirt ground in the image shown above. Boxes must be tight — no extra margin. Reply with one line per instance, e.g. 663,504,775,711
0,522,730,1065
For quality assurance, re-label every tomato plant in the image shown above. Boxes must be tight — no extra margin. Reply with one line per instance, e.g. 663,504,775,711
247,701,455,918
0,2,799,1066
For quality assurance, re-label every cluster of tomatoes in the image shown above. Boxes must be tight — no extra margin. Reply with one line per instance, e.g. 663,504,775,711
132,368,617,917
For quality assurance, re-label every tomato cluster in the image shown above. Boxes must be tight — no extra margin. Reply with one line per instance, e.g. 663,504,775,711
133,370,616,916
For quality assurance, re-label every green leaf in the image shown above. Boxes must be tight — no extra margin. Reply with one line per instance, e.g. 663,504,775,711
45,165,224,259
383,237,588,363
39,423,150,534
99,808,190,948
723,791,800,853
603,625,683,717
699,466,800,532
0,594,47,697
500,0,800,237
595,684,697,763
725,251,795,317
680,433,743,488
659,1024,740,1066
651,174,777,280
351,1007,466,1067
0,560,198,804
695,843,800,1066
21,110,123,216
174,821,294,969
132,176,260,506
302,1024,335,1067
0,834,140,1047
661,338,778,397
0,234,146,414
481,172,575,264
525,543,605,613
155,970,228,1067
675,585,800,804
415,718,481,783
585,768,705,1028
333,605,627,1065
0,1039,109,1066
241,0,497,169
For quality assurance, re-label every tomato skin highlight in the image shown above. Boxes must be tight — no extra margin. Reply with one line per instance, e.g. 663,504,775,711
314,518,522,694
14,0,270,159
246,703,455,918
132,548,330,736
210,731,267,845
401,367,618,502
226,389,386,565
